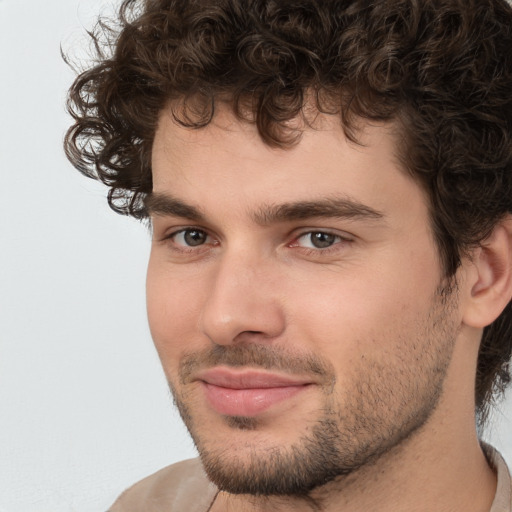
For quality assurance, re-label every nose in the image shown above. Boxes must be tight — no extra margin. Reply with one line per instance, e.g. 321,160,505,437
199,250,286,346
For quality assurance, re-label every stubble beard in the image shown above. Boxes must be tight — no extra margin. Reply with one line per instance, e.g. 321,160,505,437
168,283,459,498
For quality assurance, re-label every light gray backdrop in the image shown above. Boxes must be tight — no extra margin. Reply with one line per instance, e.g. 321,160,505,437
0,1,510,510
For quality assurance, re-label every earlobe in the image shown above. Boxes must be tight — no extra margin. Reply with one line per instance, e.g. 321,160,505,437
463,218,512,328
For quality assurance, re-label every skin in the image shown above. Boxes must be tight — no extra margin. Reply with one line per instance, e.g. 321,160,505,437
147,106,500,512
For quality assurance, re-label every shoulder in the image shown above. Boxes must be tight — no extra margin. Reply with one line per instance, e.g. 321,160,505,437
108,458,218,512
483,444,512,512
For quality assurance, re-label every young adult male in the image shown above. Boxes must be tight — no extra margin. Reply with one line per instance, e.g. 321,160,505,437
65,0,512,510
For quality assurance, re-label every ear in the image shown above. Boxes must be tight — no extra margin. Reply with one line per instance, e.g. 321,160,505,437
462,217,512,328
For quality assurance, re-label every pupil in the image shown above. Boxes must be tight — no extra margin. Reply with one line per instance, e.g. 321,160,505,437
311,232,335,248
184,230,206,246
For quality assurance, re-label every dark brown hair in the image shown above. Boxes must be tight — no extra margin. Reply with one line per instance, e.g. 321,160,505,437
65,0,512,424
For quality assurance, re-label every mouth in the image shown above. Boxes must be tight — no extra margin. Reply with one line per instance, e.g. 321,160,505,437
196,367,313,417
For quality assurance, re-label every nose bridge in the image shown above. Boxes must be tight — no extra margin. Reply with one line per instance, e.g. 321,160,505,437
199,245,285,345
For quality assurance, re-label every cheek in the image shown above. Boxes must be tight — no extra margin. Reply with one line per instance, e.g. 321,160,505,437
285,251,441,363
146,259,206,366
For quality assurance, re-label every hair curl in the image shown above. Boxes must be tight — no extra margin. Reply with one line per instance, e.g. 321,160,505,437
65,0,512,424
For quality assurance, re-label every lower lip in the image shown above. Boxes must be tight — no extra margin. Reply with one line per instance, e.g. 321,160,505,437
202,382,309,417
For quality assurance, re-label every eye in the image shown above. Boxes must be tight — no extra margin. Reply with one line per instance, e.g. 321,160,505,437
172,228,210,247
294,231,344,249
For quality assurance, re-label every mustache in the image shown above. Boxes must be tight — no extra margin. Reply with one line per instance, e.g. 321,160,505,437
179,344,335,386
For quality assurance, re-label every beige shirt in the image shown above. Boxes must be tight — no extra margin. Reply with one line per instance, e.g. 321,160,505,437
109,447,512,512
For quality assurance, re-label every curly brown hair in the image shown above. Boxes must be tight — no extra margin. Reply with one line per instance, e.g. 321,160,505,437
65,0,512,424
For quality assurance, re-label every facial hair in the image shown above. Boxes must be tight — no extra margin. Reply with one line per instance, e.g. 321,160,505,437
168,283,459,497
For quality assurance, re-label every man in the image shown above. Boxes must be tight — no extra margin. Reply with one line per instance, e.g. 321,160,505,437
65,0,512,510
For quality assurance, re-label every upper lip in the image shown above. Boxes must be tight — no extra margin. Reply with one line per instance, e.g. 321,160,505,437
196,367,313,389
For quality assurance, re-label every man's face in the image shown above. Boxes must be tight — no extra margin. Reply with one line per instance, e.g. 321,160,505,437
147,107,460,495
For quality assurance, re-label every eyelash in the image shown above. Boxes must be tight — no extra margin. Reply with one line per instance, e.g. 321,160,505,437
161,227,352,256
289,231,350,252
162,228,217,253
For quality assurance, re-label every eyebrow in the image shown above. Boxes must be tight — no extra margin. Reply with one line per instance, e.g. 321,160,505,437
252,198,384,225
144,192,384,224
144,193,206,221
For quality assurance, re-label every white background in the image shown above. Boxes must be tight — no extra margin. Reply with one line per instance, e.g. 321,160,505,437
0,1,510,510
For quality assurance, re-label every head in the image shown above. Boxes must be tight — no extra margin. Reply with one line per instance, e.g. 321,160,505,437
65,0,512,498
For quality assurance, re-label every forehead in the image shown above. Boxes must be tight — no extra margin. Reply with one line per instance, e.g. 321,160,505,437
151,106,410,203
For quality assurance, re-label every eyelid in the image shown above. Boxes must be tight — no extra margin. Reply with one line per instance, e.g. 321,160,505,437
155,224,353,255
157,224,208,241
289,228,354,243
156,226,217,250
286,228,355,256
